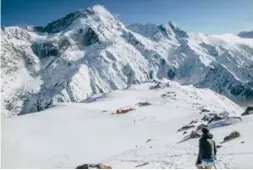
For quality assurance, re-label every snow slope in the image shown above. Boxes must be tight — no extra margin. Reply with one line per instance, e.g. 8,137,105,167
1,5,253,116
3,81,252,169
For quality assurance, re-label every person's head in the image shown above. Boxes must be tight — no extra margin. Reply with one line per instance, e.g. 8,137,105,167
201,127,209,134
201,126,213,139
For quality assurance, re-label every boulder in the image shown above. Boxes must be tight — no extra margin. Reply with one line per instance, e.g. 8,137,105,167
161,91,176,98
76,164,112,169
202,111,240,125
189,119,200,125
150,82,163,90
208,115,224,124
241,106,253,116
219,111,229,117
223,131,240,142
201,114,214,122
177,125,195,132
201,113,218,121
150,82,170,90
136,102,152,107
202,112,227,122
136,162,149,168
200,108,210,113
146,139,152,143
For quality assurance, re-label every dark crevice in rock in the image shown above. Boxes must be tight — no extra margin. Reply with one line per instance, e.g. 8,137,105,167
83,27,100,46
32,42,59,58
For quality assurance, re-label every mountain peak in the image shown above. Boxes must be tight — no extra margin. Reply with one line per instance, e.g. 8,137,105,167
89,5,114,19
158,21,188,39
33,5,114,34
167,21,177,30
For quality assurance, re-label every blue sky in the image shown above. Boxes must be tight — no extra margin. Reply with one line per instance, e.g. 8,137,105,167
2,0,253,34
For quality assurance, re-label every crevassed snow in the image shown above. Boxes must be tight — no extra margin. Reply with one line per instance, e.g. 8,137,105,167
2,82,252,169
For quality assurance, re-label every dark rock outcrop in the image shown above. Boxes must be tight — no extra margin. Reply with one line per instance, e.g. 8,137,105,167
177,125,195,132
223,131,240,142
241,106,253,116
76,164,112,169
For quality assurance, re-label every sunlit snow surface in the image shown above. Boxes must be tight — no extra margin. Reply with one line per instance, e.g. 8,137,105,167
2,82,252,169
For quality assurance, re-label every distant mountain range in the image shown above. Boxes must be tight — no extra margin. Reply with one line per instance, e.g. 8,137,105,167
238,30,253,38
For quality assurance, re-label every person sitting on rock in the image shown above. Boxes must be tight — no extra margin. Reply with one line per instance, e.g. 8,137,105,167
196,127,217,169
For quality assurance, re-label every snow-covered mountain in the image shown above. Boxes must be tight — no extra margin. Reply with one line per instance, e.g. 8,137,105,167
1,5,253,116
238,30,253,38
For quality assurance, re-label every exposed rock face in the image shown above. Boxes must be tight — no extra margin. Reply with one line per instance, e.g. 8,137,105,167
241,106,253,116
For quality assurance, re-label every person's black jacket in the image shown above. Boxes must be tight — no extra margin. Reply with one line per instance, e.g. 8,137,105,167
196,132,217,163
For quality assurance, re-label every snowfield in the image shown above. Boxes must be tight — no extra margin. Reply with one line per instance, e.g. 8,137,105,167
2,81,252,169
